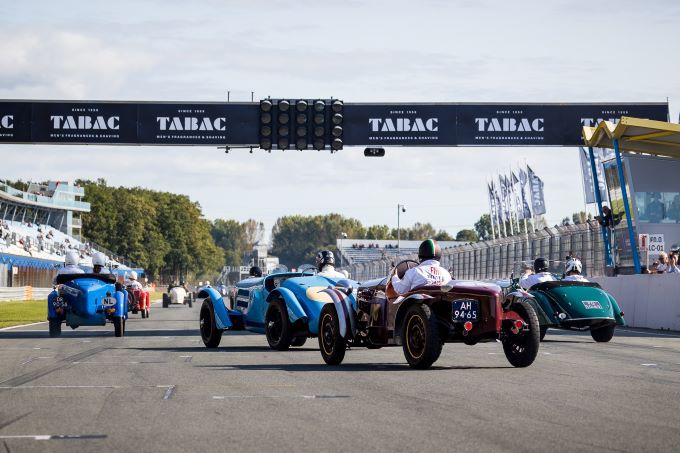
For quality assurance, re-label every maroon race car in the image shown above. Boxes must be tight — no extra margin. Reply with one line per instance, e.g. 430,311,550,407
318,260,540,369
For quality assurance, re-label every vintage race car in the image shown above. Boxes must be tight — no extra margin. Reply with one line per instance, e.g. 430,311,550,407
47,273,128,337
126,286,151,318
162,285,193,308
317,260,541,369
198,271,357,350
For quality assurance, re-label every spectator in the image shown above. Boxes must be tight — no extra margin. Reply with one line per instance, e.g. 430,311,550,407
657,252,669,273
595,205,622,228
666,253,680,273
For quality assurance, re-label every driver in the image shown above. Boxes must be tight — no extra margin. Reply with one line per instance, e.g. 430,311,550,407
316,250,346,279
519,257,556,289
92,252,110,274
391,239,452,294
563,257,588,282
56,251,85,277
249,266,263,277
125,271,144,290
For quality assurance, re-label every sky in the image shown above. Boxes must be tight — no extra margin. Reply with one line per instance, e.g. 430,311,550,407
2,0,679,240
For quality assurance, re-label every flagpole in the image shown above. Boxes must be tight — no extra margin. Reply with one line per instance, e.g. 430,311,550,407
487,179,496,240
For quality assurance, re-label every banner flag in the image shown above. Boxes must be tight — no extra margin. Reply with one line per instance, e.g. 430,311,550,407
528,165,546,215
519,168,533,219
579,146,611,204
488,182,497,226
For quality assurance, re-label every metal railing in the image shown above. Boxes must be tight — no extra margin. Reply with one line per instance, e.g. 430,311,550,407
345,221,607,282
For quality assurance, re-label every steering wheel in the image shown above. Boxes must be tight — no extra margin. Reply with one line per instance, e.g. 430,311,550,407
385,259,419,300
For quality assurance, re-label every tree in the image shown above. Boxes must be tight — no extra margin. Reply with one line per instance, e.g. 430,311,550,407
561,217,571,226
455,229,478,242
474,214,492,241
572,211,592,225
434,230,454,241
211,218,263,267
366,224,392,240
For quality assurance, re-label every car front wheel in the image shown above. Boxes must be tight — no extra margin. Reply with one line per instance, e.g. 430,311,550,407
265,300,293,351
502,299,540,367
318,304,346,365
200,300,222,348
401,304,442,369
113,317,125,337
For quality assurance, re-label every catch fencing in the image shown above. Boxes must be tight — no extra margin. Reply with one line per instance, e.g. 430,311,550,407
0,286,52,301
345,221,607,282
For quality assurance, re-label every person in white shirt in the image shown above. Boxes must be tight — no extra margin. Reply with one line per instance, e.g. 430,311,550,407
125,271,144,290
315,250,346,279
666,253,680,273
519,257,556,289
391,239,452,294
56,251,85,277
92,252,111,274
563,257,589,282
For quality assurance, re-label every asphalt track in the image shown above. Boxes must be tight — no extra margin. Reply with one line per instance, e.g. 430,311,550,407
1,302,679,453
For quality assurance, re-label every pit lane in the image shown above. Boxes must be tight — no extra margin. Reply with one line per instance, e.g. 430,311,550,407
0,303,679,453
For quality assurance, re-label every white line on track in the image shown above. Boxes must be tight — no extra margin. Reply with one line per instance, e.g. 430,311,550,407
163,385,176,400
0,384,175,390
641,363,658,367
0,434,107,440
0,321,48,331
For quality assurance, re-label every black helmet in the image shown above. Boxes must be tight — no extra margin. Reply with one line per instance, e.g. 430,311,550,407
249,266,262,277
418,239,442,262
533,257,549,273
315,250,335,271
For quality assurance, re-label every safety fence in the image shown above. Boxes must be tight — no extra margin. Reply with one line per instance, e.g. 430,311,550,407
0,286,52,302
345,221,607,282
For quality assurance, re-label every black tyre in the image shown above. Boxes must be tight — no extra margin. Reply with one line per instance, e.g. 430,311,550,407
113,317,125,337
145,309,150,319
200,299,222,348
162,293,169,308
48,318,62,337
502,300,540,367
265,300,293,351
591,324,615,342
141,309,146,319
291,336,307,347
318,304,346,365
188,298,193,308
539,326,548,341
401,304,442,369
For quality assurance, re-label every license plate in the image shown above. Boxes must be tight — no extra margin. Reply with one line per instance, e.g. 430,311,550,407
582,300,602,310
102,296,117,307
452,299,478,322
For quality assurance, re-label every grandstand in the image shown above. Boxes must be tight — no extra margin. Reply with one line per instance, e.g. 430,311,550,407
0,180,141,287
336,239,465,265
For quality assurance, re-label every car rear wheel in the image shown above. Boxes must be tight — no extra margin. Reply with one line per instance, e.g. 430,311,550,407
539,326,548,341
200,299,222,348
48,318,62,337
502,300,540,367
113,317,125,337
291,336,307,347
401,304,442,369
318,304,346,365
265,300,293,351
162,293,169,308
591,325,615,342
141,309,146,319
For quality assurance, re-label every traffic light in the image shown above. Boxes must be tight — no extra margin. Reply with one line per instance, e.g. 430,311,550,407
258,98,343,151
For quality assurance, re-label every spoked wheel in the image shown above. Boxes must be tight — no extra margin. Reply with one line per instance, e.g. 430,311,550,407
591,324,615,342
48,318,62,337
401,304,442,369
265,300,293,351
200,299,222,348
318,304,346,365
291,336,307,347
113,317,125,337
502,299,540,367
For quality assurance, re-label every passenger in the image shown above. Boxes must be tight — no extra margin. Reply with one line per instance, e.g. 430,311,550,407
519,257,556,289
315,250,346,279
56,250,85,277
92,252,110,274
563,257,588,282
249,266,263,277
391,239,452,294
125,271,144,290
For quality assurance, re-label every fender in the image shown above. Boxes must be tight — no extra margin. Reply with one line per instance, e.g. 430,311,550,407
608,294,626,326
198,288,232,330
393,294,435,345
266,287,307,324
320,287,357,339
525,291,555,325
114,290,126,318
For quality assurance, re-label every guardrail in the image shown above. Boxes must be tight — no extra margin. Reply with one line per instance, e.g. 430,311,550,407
0,286,52,301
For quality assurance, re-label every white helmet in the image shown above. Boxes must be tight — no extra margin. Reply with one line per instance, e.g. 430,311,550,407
205,280,210,286
565,258,583,275
65,251,80,266
92,252,106,267
129,271,138,280
199,281,203,287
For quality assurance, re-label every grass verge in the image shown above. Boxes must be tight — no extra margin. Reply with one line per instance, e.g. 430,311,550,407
0,300,47,329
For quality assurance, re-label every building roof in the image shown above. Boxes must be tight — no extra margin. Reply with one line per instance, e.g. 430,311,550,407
582,116,680,158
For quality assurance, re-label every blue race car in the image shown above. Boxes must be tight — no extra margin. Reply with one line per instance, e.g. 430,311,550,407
198,271,357,350
48,273,128,337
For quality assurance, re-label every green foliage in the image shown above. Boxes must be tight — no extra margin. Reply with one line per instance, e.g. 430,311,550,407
455,229,478,242
211,219,262,266
434,230,454,241
0,300,46,329
78,179,223,281
474,214,492,240
572,211,592,225
366,224,393,240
